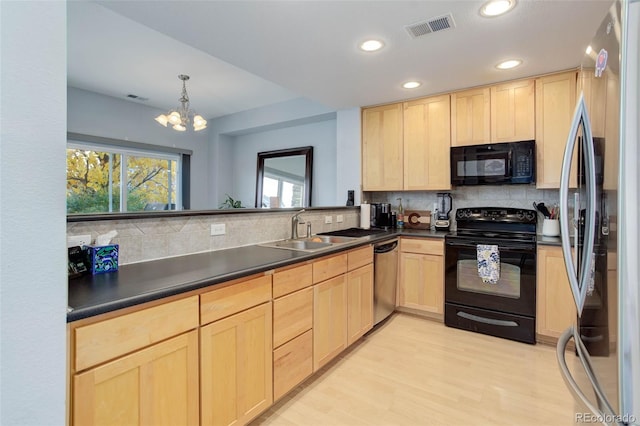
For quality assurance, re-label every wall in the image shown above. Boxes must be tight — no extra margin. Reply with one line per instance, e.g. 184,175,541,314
207,98,363,208
0,2,67,424
67,87,211,209
229,119,337,207
68,208,359,265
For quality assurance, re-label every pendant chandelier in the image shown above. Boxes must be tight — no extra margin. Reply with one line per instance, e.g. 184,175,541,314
155,74,207,132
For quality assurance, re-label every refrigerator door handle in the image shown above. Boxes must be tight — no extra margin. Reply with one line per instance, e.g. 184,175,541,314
559,94,597,315
556,327,618,425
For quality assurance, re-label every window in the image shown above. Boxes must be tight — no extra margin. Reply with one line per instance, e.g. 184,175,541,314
67,134,190,214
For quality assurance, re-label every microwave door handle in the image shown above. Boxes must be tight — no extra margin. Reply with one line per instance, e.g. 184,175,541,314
560,94,589,314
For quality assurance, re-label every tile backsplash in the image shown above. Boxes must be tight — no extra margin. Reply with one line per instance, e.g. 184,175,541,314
365,185,560,231
67,209,359,265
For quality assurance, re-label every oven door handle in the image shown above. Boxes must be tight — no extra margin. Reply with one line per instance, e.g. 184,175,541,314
445,241,535,251
456,311,518,327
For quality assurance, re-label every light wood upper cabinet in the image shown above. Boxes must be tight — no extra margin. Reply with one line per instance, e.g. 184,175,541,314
200,302,273,426
347,264,374,346
403,95,451,190
451,87,491,146
491,79,536,143
536,245,577,341
535,71,577,189
73,330,199,426
362,103,404,190
579,69,620,190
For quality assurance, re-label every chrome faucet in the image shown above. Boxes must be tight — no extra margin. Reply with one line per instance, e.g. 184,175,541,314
291,209,305,239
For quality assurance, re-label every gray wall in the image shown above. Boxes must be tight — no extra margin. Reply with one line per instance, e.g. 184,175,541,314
1,1,67,423
228,119,337,208
67,87,211,209
207,98,349,208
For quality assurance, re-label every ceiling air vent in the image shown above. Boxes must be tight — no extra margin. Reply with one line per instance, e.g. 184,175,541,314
126,94,149,101
405,13,455,38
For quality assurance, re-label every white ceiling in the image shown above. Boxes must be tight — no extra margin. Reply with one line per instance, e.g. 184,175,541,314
68,0,613,120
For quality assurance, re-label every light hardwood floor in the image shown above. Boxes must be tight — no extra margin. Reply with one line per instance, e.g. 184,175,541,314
252,313,579,426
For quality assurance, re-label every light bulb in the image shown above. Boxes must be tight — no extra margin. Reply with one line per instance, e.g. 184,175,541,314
173,123,186,131
154,114,169,127
193,115,206,126
168,111,182,125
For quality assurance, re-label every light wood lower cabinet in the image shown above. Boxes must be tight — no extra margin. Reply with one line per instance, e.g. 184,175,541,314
272,263,314,401
536,245,577,342
73,330,199,426
273,330,313,401
398,238,444,318
200,302,273,426
347,264,374,345
313,274,348,371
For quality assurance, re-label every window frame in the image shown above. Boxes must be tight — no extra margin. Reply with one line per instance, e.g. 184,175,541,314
67,133,192,214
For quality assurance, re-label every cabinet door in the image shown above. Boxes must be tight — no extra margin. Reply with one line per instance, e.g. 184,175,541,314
580,69,620,191
536,71,577,188
491,79,535,143
536,246,577,340
362,103,404,190
347,264,374,346
398,252,443,316
273,287,313,348
451,87,491,146
273,330,313,401
403,95,451,190
200,303,273,426
313,274,347,371
73,331,199,426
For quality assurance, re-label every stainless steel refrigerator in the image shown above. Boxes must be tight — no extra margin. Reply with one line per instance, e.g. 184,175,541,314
557,0,639,424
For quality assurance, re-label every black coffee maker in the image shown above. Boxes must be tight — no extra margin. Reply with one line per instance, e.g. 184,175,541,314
435,193,452,231
370,203,392,228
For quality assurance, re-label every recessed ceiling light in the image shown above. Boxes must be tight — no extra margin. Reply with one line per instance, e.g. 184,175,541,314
402,81,422,89
480,0,516,17
586,45,593,54
496,59,522,70
359,39,384,52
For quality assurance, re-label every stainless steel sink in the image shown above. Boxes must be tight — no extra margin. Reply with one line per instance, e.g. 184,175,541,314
260,235,359,252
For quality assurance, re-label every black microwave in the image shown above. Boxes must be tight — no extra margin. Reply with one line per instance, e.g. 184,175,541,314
450,140,535,186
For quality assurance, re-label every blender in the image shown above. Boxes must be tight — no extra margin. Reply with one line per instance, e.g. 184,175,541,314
435,193,452,231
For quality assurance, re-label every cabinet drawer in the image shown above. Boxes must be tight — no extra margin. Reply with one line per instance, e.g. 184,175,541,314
348,245,373,271
400,238,443,255
273,329,313,401
75,296,199,371
200,275,271,325
273,287,313,348
273,263,313,298
313,253,348,283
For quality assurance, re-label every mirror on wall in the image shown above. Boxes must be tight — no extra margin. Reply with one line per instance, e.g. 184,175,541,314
255,147,313,208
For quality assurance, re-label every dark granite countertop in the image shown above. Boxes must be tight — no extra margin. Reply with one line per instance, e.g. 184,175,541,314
67,229,447,322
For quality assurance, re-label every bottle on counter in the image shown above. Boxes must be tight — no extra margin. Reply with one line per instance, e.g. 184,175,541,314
396,197,404,228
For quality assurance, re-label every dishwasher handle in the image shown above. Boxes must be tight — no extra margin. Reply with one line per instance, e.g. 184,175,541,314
374,240,398,254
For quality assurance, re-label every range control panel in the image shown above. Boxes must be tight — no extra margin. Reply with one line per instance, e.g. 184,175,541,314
455,207,537,224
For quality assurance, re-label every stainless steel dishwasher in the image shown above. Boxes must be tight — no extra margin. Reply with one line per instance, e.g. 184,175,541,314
373,239,398,325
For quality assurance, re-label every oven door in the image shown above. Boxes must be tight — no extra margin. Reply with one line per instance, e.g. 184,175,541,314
444,238,536,318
